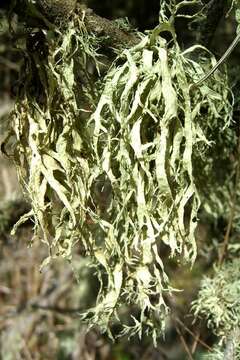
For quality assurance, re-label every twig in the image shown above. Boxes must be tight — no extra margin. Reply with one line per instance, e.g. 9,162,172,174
30,303,81,315
175,324,194,360
191,330,200,354
0,56,20,71
191,31,240,89
176,317,212,352
141,345,169,360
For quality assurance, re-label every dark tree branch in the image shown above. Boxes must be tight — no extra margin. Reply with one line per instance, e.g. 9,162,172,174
197,0,229,48
1,1,229,51
77,6,140,49
0,1,140,50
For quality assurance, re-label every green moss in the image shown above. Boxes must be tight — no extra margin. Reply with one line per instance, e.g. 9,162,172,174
38,0,77,22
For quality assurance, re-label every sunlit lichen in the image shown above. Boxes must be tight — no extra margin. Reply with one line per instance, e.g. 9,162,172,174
7,0,236,342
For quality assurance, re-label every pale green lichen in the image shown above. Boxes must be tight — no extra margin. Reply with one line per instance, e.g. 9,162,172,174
192,260,240,339
7,0,236,342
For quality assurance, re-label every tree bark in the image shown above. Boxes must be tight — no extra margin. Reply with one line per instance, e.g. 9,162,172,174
197,0,228,48
0,1,140,50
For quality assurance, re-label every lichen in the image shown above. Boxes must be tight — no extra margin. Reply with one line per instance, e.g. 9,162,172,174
6,0,236,343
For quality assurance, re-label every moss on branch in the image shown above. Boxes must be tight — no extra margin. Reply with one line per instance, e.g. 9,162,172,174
77,6,140,49
5,0,140,50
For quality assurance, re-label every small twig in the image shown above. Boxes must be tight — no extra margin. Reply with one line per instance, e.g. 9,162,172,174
0,56,20,71
218,128,240,266
191,32,240,89
175,317,212,352
141,345,169,360
30,303,81,315
191,331,200,354
175,324,194,360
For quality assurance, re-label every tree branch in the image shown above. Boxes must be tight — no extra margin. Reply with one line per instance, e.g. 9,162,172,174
0,1,140,50
197,0,228,48
78,6,140,50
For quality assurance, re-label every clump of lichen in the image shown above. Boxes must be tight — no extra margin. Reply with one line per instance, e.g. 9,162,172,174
192,260,240,338
7,0,235,343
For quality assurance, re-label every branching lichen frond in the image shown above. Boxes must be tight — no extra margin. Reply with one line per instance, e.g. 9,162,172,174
6,0,235,342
